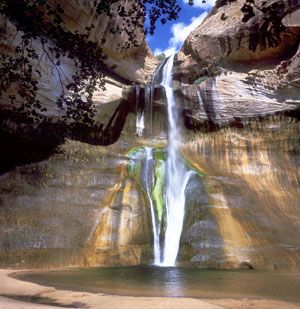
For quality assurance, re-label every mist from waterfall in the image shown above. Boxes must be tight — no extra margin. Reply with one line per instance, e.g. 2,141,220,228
160,54,192,266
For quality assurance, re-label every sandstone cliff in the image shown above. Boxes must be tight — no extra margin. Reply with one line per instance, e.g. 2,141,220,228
181,0,300,65
0,0,157,145
170,0,300,269
0,0,299,271
56,0,156,84
0,0,157,268
173,0,300,129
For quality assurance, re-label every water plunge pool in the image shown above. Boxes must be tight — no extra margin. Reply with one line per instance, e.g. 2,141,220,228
14,266,300,303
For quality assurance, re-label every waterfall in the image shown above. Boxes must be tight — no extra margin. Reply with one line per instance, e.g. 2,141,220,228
143,147,161,264
133,56,191,265
144,85,152,138
146,59,167,138
136,112,145,137
197,89,203,108
135,86,145,137
160,55,192,266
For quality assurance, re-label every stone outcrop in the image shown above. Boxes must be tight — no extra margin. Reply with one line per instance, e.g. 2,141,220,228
0,0,157,267
0,0,157,144
0,0,299,271
57,0,157,84
168,0,300,269
172,0,300,129
181,0,300,65
1,113,299,270
179,117,300,270
0,139,153,268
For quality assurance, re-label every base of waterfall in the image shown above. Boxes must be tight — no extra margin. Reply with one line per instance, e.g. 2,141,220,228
1,269,299,309
2,266,299,309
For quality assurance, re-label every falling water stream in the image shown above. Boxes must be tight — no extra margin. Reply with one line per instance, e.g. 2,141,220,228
134,55,193,266
135,86,145,137
143,147,161,264
160,54,193,266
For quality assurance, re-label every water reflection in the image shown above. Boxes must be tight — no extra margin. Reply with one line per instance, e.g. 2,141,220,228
150,267,184,297
17,266,300,302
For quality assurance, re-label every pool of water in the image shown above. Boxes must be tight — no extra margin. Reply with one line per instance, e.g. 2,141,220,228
15,266,300,303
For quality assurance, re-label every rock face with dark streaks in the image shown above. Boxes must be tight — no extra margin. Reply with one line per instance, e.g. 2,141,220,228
0,139,153,268
181,0,300,65
0,0,299,271
0,0,157,268
179,117,300,270
173,0,300,130
0,0,157,145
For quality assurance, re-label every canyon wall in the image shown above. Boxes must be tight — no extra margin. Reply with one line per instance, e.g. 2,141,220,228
0,0,157,144
172,0,300,269
174,0,300,129
0,0,299,270
0,0,157,267
179,118,300,270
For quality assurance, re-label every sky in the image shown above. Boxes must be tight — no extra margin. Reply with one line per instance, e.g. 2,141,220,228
147,0,216,56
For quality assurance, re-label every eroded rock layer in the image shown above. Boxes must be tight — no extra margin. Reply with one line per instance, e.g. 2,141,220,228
1,114,299,270
0,0,299,270
0,0,157,145
174,0,300,129
180,117,300,270
0,138,153,268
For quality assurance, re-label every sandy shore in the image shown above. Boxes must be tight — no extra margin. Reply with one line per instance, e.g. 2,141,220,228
1,269,299,309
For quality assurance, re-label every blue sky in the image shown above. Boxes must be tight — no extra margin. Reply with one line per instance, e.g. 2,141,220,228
147,0,216,56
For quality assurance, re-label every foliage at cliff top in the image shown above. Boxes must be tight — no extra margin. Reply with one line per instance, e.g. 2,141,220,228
0,0,185,126
0,0,289,127
0,0,107,125
155,53,166,62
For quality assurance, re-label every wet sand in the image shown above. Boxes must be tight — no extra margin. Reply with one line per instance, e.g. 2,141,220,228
1,269,299,309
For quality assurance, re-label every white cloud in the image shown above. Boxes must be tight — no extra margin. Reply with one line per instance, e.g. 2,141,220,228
154,48,162,56
154,46,177,57
183,0,216,9
156,12,207,56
